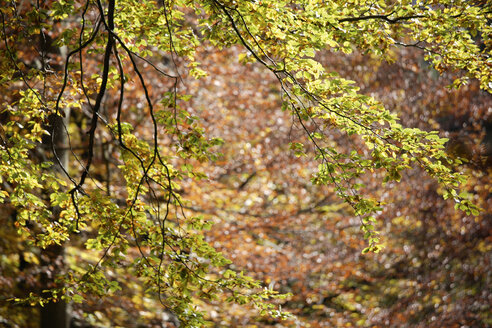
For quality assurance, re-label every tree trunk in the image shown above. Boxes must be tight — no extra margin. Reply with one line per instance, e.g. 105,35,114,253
40,244,69,328
39,111,70,328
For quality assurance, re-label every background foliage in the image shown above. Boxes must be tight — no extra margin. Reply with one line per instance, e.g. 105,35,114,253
0,0,490,327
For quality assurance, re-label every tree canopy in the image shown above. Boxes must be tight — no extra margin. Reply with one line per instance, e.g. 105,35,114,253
0,0,490,327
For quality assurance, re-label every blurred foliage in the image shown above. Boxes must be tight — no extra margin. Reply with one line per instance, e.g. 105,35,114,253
0,0,490,327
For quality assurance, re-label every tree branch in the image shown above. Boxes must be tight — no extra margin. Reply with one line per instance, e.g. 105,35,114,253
339,13,425,23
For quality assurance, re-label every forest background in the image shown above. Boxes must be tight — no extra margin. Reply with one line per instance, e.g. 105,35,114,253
0,0,491,327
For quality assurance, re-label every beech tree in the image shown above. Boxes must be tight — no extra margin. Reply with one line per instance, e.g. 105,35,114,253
0,0,490,327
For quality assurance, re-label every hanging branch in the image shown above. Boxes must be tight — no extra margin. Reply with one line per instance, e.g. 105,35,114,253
72,0,115,192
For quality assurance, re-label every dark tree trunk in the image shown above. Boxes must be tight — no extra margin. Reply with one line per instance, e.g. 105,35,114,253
40,245,69,328
39,112,70,328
